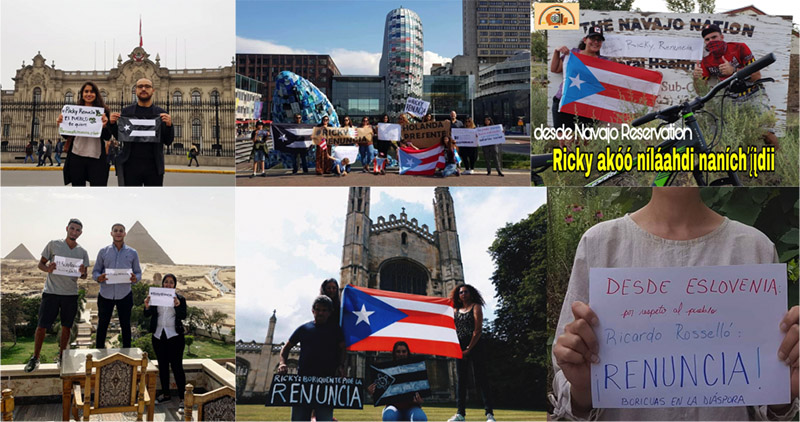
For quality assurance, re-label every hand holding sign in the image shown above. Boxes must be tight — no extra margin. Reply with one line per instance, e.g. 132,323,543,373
778,306,799,400
58,105,105,137
148,287,176,307
104,269,133,284
553,301,598,415
53,255,83,277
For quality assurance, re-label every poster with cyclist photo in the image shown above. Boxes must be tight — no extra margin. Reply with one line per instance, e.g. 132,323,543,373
531,7,797,187
545,187,799,419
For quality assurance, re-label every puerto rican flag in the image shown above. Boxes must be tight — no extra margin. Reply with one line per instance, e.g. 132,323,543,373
398,144,445,176
341,285,462,359
559,53,663,123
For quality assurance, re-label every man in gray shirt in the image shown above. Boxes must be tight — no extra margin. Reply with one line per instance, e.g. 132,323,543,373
92,223,142,348
450,110,464,128
25,218,89,373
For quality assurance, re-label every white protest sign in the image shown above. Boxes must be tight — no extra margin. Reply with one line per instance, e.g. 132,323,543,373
602,35,704,61
149,287,176,307
105,268,133,284
333,145,359,164
476,125,506,146
59,105,105,137
403,98,430,118
53,255,83,277
451,128,478,147
589,264,789,408
377,123,402,141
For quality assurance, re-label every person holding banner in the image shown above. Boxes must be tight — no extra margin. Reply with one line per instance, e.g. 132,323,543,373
550,27,605,139
315,115,333,175
320,278,341,325
24,219,89,373
440,135,460,178
109,77,174,186
551,187,799,420
57,81,112,186
375,114,393,158
460,117,478,174
423,113,434,123
448,284,495,422
367,341,428,421
449,111,464,129
92,223,141,349
481,117,503,177
278,295,346,421
144,273,187,415
359,116,375,172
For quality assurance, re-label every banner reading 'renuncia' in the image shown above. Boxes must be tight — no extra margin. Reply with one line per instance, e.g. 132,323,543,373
547,11,792,134
116,116,162,143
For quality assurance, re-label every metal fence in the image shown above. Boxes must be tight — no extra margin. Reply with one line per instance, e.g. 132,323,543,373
1,99,236,157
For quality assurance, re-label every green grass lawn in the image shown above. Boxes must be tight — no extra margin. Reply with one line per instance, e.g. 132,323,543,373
185,337,235,359
1,335,61,365
236,404,546,421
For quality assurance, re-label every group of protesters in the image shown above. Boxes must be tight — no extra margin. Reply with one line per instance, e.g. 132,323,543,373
280,279,496,421
249,110,506,177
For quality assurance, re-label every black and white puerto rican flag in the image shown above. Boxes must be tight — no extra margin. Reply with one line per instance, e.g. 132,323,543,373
270,123,314,151
370,356,431,406
117,116,161,143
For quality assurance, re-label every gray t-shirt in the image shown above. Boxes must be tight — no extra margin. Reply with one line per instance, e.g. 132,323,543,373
41,239,90,296
551,214,798,421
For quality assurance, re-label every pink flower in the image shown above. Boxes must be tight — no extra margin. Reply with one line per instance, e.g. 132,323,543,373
572,205,583,212
565,215,574,224
595,211,604,220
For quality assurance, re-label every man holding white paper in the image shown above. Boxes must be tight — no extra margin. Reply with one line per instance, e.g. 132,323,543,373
551,188,799,420
92,223,142,349
25,219,89,373
109,78,174,186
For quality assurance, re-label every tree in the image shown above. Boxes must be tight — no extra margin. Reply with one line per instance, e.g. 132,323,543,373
579,0,634,10
185,306,206,335
666,0,694,13
697,0,715,13
531,31,548,63
486,205,548,409
1,293,25,346
207,310,228,340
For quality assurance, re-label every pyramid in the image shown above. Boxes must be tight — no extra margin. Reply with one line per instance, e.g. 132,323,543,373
125,221,175,265
4,243,36,260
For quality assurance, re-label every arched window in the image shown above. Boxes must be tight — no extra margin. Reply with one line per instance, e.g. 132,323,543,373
191,118,202,141
401,232,408,245
210,90,220,104
173,91,182,105
32,88,42,103
64,92,74,104
100,90,108,102
380,259,428,295
131,85,137,102
32,117,40,138
191,90,201,105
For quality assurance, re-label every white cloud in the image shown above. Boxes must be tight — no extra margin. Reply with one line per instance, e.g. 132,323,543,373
236,36,315,55
424,51,452,74
328,48,381,75
375,188,436,213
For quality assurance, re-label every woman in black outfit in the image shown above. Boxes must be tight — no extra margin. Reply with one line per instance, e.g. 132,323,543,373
448,283,494,422
144,273,188,414
57,81,112,186
320,278,341,325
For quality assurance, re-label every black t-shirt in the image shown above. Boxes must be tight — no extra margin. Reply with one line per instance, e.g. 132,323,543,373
289,321,344,376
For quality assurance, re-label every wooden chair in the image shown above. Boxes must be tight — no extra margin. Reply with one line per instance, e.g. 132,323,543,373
71,352,151,421
1,389,13,421
184,384,235,421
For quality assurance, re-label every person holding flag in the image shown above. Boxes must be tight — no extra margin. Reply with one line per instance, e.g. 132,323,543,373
448,284,495,422
315,115,333,175
549,27,606,134
109,77,174,186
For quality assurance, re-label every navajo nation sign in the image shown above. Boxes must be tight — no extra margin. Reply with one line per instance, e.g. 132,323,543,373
547,12,792,133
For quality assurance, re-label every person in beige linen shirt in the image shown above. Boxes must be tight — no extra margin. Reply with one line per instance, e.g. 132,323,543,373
551,187,799,421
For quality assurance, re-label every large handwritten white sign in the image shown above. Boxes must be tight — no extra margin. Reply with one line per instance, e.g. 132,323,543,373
59,105,105,137
451,128,478,147
601,35,704,60
589,264,789,408
53,255,82,277
403,98,430,118
149,287,176,307
476,125,506,147
377,123,402,141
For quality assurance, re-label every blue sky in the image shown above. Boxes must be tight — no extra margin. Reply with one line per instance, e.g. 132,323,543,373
236,0,464,75
235,187,547,344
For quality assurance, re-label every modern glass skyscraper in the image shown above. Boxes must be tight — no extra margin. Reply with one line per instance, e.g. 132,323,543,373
379,7,424,117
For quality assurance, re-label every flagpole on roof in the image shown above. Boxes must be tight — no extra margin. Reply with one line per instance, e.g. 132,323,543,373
139,15,143,48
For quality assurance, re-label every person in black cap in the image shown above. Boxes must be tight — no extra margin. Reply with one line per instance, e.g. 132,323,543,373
692,23,778,148
549,25,607,147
